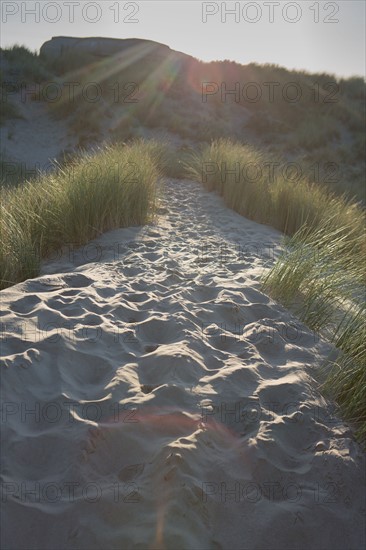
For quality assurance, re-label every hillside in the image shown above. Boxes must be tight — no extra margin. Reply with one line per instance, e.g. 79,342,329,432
1,39,365,201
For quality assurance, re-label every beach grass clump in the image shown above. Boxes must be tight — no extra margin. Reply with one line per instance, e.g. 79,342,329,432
0,139,163,289
263,218,365,442
185,139,272,222
185,138,361,236
325,303,365,442
262,218,364,329
1,45,51,83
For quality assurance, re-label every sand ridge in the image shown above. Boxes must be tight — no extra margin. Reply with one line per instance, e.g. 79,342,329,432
1,179,365,549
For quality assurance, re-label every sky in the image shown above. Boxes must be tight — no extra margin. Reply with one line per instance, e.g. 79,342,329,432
1,1,365,78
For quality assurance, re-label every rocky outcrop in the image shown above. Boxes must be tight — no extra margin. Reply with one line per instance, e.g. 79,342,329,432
40,36,171,61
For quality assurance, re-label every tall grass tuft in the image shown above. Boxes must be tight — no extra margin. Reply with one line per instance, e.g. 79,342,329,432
263,216,365,442
0,140,163,289
186,139,362,236
1,45,51,83
186,139,272,222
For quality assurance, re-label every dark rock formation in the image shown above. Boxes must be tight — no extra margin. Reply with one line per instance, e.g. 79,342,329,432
40,36,171,62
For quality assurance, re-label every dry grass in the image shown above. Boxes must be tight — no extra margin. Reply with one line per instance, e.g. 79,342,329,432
0,140,165,288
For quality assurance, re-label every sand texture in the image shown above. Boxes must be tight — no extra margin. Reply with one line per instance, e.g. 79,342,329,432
1,179,365,550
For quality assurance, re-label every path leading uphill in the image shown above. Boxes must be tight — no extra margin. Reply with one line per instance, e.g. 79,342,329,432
1,179,365,550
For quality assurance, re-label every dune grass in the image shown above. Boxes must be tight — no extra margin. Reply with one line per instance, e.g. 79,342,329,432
0,97,23,126
0,140,164,289
1,45,51,83
293,114,340,150
263,221,365,442
187,138,365,442
186,139,362,235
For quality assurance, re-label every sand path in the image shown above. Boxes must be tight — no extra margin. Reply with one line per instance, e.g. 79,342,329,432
1,179,365,549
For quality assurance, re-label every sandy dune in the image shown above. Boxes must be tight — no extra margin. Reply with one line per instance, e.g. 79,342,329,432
0,89,77,171
1,179,365,549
